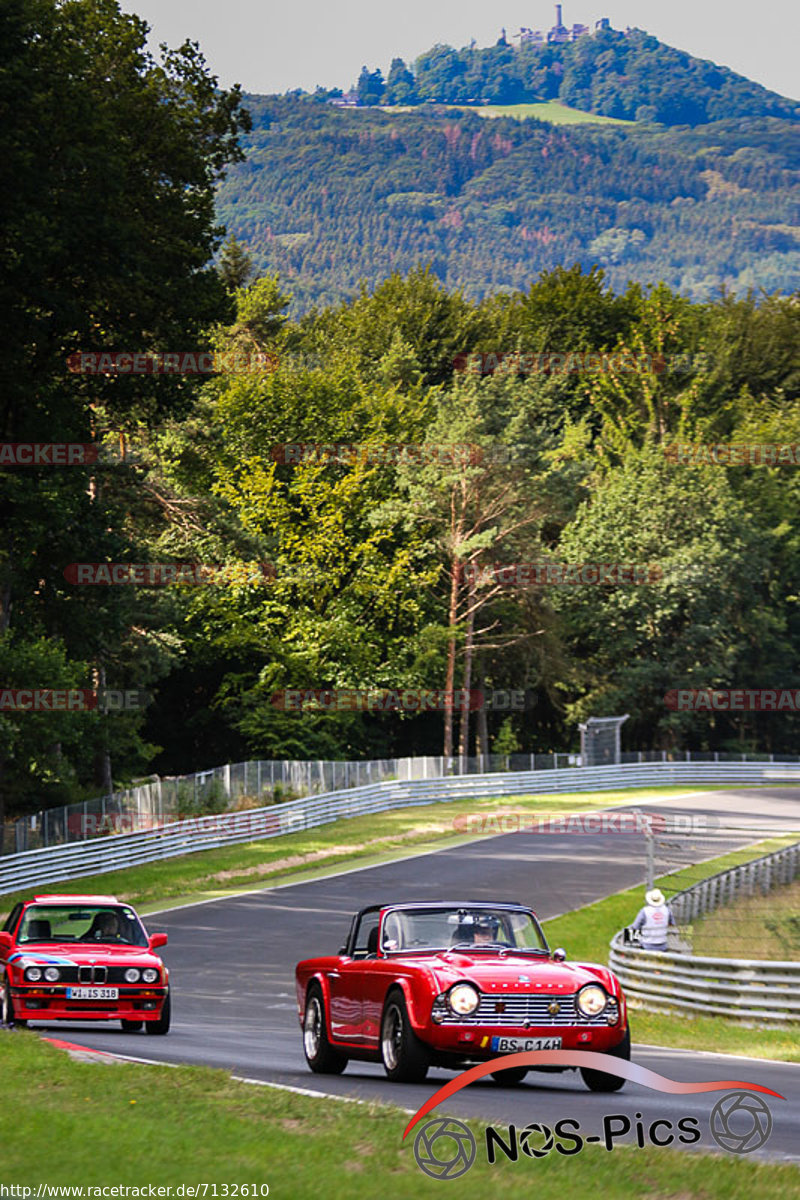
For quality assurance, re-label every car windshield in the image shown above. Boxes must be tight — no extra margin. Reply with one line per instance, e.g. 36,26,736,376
17,905,149,947
379,907,548,954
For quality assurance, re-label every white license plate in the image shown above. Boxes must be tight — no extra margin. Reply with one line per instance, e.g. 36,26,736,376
66,987,119,1000
491,1036,562,1053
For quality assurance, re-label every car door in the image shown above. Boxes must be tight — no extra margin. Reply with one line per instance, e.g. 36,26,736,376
0,904,23,968
326,916,381,1043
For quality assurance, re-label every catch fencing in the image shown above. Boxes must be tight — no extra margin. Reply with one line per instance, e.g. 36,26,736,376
7,748,795,855
609,841,800,1025
2,759,800,898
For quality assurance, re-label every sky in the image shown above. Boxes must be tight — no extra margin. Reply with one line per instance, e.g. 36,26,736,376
126,1,799,103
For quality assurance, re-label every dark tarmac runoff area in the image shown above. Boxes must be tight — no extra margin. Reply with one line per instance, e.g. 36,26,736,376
21,787,800,1162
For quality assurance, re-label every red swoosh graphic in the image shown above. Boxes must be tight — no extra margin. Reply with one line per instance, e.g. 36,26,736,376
402,1051,785,1139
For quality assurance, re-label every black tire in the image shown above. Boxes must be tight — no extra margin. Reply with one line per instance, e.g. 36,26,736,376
580,1027,630,1093
121,1019,144,1032
490,1066,529,1086
145,991,171,1035
2,975,27,1028
380,990,429,1083
303,986,348,1074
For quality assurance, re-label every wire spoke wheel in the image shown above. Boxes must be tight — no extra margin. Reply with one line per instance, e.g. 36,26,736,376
304,994,323,1060
381,1002,403,1071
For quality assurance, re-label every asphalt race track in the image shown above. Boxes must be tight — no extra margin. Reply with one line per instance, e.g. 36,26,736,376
19,788,800,1162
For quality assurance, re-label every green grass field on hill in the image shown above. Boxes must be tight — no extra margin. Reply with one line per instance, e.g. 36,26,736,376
2,1035,799,1195
468,101,636,125
382,100,635,124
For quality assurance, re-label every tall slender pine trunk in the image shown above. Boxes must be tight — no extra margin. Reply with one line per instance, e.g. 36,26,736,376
443,559,461,758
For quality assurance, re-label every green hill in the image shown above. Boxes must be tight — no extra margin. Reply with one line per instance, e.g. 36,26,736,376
352,25,799,126
216,93,800,313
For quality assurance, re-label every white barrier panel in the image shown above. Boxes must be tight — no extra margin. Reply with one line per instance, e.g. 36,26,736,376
2,760,800,897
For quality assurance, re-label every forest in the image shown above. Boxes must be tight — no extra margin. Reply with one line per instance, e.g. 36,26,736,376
217,95,800,312
1,1,799,835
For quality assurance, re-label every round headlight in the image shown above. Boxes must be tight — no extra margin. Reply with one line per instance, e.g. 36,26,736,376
44,967,60,982
25,966,42,982
576,984,607,1016
124,968,141,983
141,968,159,984
448,983,480,1016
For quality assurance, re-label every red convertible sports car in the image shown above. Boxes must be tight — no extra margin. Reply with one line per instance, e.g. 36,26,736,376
296,901,630,1090
0,894,170,1033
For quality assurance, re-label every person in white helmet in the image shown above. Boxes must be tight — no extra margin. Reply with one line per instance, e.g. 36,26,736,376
631,888,675,951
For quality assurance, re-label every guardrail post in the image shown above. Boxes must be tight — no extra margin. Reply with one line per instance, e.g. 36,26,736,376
645,831,654,890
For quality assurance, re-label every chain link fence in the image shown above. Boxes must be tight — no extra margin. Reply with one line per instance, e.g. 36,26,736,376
5,749,798,855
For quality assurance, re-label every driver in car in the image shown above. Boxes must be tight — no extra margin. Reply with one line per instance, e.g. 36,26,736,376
83,911,122,941
452,913,500,945
473,915,500,944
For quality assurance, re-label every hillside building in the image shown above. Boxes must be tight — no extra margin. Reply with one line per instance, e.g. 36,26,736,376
514,7,611,48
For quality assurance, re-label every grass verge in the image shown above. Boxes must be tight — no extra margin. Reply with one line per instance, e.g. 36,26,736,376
3,1035,798,1194
2,785,706,917
690,878,800,961
542,835,800,1062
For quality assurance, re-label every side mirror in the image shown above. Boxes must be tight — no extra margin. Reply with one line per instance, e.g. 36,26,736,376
149,933,168,951
552,947,567,962
338,946,347,956
0,931,12,953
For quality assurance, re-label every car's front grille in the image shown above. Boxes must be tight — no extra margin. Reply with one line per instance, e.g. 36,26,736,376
78,965,107,984
437,993,614,1027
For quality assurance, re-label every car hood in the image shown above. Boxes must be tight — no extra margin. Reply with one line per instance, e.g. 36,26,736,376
407,952,611,994
8,943,163,968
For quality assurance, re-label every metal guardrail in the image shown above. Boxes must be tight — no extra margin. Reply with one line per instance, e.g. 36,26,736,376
609,841,800,1025
10,748,797,855
2,759,800,898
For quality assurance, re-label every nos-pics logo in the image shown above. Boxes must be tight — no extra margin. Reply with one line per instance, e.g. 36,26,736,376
413,1093,774,1179
406,1052,783,1179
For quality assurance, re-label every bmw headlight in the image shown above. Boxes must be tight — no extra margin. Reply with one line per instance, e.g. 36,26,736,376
25,966,42,982
124,968,141,983
44,967,60,982
142,968,159,984
448,983,480,1016
576,984,607,1017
